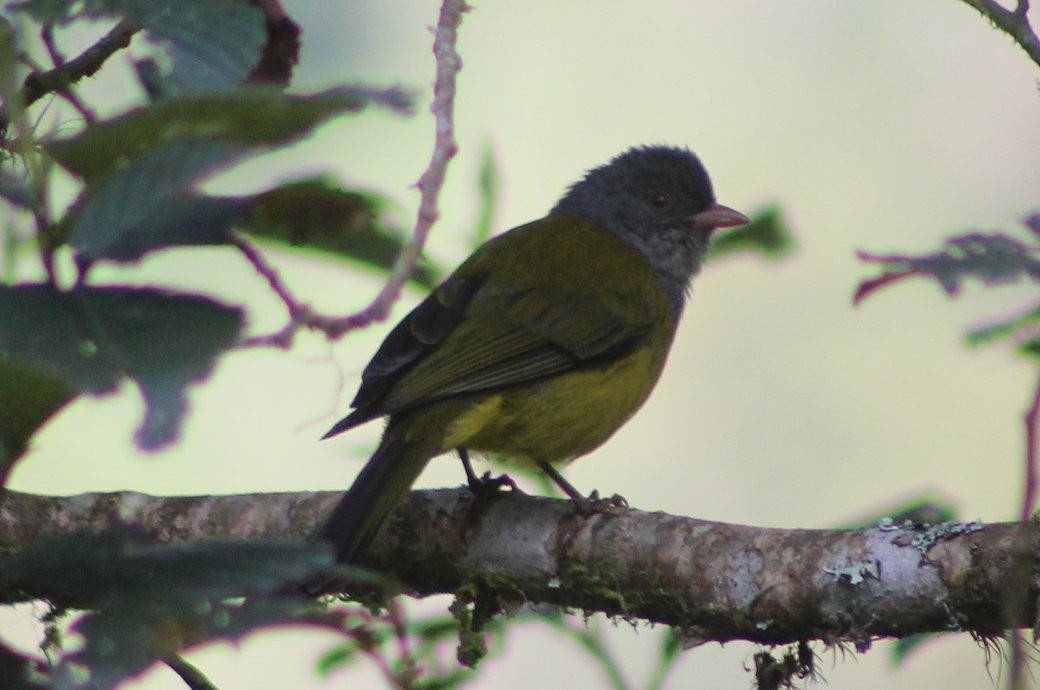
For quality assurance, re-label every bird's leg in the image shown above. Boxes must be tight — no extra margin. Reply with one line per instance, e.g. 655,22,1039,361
537,461,627,513
458,448,517,496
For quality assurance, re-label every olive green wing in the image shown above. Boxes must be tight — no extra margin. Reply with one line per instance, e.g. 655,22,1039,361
375,279,659,413
324,219,664,438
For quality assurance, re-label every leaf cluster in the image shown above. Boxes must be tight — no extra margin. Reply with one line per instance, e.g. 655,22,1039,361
856,214,1040,357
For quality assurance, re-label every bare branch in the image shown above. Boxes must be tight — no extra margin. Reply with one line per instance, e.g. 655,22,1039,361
959,0,1040,69
20,22,137,111
320,0,469,339
247,0,470,348
2,487,1036,645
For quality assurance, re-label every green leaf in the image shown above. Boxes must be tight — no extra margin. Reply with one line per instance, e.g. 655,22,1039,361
706,205,795,263
67,137,249,261
839,493,958,530
4,0,77,24
0,529,334,689
0,284,242,450
967,301,1040,359
117,0,266,96
0,166,35,210
242,178,439,288
855,228,1040,305
0,355,75,471
890,632,945,668
47,86,414,182
1,530,334,606
9,0,265,94
0,641,43,690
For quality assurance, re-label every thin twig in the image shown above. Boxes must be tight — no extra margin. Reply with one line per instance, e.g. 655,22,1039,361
0,21,135,143
958,0,1040,69
240,0,470,349
1009,368,1040,690
20,21,137,108
322,0,468,338
231,236,304,320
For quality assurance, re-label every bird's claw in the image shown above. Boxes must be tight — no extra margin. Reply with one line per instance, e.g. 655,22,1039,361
467,470,519,499
573,490,628,515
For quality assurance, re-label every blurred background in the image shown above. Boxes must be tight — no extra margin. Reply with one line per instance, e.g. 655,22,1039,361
5,0,1040,687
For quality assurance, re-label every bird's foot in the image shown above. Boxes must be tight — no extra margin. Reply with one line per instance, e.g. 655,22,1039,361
467,470,519,499
573,489,629,515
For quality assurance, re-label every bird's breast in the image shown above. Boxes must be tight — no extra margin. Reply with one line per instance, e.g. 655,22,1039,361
443,326,674,466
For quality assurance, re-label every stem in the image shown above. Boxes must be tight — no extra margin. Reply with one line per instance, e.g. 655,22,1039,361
322,0,469,339
958,0,1040,69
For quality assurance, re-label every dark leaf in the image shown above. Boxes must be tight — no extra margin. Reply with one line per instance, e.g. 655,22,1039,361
0,530,334,605
0,355,75,472
47,86,414,182
0,641,44,690
852,269,915,306
116,0,266,96
706,205,795,263
856,231,1040,304
66,137,250,261
242,178,439,288
0,166,35,209
1023,213,1040,240
890,633,945,667
0,284,242,450
0,529,334,689
839,493,958,530
249,4,301,85
4,0,77,24
7,0,265,93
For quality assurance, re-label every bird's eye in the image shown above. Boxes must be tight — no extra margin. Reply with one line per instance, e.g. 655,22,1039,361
649,192,671,209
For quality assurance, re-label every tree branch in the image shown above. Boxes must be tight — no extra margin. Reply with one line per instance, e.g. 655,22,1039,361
2,487,1036,645
1,21,137,135
321,0,469,338
245,0,470,349
959,0,1040,69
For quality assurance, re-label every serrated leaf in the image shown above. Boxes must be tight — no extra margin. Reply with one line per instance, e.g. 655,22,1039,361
67,137,249,261
47,86,414,182
706,205,795,263
0,284,242,450
117,0,266,96
856,231,1040,304
242,178,439,288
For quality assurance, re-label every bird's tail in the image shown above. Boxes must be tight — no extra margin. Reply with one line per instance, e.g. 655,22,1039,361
315,430,432,565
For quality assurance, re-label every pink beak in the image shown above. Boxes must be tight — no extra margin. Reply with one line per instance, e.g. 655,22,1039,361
687,203,749,231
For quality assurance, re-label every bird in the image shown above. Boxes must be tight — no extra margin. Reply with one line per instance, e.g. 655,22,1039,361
315,144,748,568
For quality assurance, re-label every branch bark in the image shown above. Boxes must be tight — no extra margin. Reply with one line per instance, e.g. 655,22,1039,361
1,487,1036,646
958,0,1040,69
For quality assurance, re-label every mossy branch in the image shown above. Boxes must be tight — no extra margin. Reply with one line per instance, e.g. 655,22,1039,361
1,487,1036,646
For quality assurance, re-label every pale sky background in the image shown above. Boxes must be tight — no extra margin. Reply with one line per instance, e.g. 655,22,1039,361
4,0,1040,688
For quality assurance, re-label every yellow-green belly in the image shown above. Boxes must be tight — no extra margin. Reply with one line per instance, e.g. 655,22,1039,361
404,329,673,466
